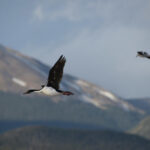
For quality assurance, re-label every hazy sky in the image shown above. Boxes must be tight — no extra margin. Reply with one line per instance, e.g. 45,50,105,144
0,0,150,98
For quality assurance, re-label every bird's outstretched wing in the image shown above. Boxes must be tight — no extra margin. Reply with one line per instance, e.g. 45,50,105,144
137,51,150,59
47,55,66,90
137,51,143,55
144,52,148,55
144,52,150,59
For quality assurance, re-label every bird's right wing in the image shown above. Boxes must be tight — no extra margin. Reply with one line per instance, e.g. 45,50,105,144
47,55,66,90
143,51,150,59
144,52,148,55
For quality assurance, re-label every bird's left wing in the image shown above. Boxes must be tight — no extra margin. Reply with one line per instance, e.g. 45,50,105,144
137,51,143,55
47,55,66,90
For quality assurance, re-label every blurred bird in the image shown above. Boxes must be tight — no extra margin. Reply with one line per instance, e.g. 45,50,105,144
136,51,150,59
24,55,74,96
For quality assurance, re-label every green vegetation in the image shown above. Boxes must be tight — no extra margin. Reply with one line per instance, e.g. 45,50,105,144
130,116,150,140
127,99,150,140
0,126,150,150
0,91,144,131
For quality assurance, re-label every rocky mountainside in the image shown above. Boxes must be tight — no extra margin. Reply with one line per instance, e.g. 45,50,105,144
130,116,150,140
0,44,146,131
128,98,150,114
129,99,150,139
0,44,142,112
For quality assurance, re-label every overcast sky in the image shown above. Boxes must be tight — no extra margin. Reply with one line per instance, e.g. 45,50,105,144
0,0,150,98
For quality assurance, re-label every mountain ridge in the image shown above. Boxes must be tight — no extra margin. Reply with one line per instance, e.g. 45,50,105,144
0,44,147,131
130,115,150,140
0,43,141,112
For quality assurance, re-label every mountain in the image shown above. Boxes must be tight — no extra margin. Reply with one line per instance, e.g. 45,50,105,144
0,44,141,111
0,44,146,131
0,91,145,132
128,99,150,140
128,98,150,114
0,126,150,150
130,116,150,140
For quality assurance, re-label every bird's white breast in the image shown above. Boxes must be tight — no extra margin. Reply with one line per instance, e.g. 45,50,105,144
40,86,60,96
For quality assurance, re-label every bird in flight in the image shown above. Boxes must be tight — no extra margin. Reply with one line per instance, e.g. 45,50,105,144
24,55,74,96
136,51,150,59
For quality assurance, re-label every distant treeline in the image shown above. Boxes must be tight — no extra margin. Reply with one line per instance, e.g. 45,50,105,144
0,91,143,131
0,126,150,150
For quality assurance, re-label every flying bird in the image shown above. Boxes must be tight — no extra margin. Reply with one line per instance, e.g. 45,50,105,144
24,55,74,96
136,51,150,59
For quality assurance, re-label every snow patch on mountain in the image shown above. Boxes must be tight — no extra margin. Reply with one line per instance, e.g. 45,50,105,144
81,95,107,109
76,80,89,87
12,78,27,87
121,103,130,111
99,90,118,102
63,79,81,91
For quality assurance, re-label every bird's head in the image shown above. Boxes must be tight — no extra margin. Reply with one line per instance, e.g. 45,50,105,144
136,51,144,57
